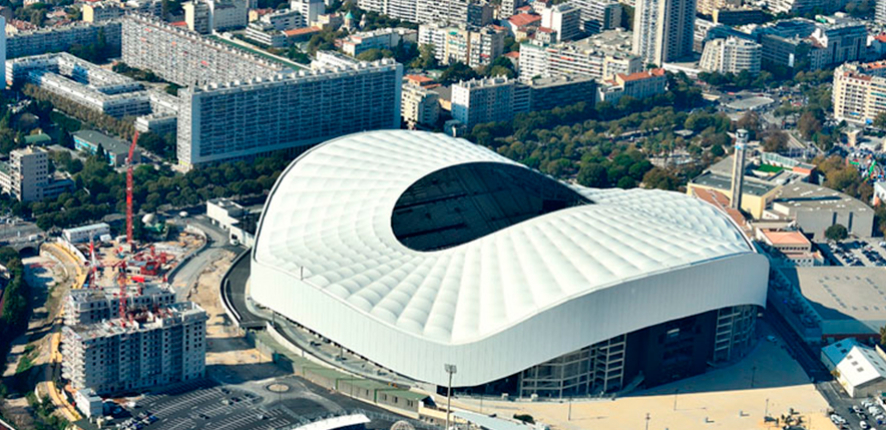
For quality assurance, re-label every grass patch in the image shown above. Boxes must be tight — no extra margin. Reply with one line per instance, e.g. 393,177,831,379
756,164,785,173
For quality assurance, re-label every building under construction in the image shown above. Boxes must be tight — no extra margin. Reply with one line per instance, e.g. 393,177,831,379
63,283,176,326
61,301,207,395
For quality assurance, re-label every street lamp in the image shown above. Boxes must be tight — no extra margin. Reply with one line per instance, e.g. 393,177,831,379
444,364,457,430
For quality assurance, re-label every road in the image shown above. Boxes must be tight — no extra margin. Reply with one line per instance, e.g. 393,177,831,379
167,214,240,301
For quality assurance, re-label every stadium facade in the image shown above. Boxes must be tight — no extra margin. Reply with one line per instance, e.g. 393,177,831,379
251,131,769,397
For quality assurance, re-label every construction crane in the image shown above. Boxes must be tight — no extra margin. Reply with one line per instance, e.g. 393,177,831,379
116,260,128,325
126,131,139,247
88,237,99,289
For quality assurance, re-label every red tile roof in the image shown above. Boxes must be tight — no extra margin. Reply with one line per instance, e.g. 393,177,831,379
875,33,886,43
759,229,811,246
508,13,541,28
405,74,435,83
170,20,187,27
284,26,322,37
503,51,520,58
537,26,554,33
618,68,666,82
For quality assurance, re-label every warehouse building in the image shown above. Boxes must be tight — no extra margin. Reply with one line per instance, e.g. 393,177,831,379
822,338,886,398
768,182,874,239
251,130,769,397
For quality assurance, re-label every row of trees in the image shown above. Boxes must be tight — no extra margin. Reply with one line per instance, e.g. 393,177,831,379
23,84,137,141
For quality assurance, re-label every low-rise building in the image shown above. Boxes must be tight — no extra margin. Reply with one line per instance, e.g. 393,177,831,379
596,68,667,105
822,339,886,398
756,229,824,267
73,130,141,167
74,388,103,418
341,28,417,57
259,7,303,31
768,182,874,239
526,75,597,111
205,198,260,246
874,181,886,206
62,223,111,244
245,22,290,47
687,172,781,219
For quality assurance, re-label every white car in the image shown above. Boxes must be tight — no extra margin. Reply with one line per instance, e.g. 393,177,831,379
861,420,870,429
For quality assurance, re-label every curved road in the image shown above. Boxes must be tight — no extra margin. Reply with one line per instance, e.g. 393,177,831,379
167,215,240,301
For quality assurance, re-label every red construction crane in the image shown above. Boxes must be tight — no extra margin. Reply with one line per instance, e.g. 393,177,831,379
126,131,140,246
116,260,128,324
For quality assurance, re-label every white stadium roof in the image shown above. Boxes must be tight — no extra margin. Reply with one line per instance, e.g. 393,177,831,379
251,130,768,386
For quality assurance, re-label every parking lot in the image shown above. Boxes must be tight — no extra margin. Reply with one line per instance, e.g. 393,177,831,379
828,395,886,430
819,240,886,267
101,373,415,430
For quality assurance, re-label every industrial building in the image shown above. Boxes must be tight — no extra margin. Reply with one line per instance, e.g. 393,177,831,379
768,182,874,239
61,301,207,395
251,130,769,396
61,223,111,244
821,339,886,398
777,267,886,344
687,172,781,219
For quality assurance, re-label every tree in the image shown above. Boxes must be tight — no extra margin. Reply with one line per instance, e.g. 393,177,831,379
797,111,822,140
577,162,608,188
410,44,439,70
763,130,789,153
874,111,886,129
440,62,480,85
825,224,848,242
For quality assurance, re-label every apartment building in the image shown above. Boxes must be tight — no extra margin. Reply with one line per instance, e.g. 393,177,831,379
7,53,178,133
122,15,287,87
259,8,303,30
597,68,667,104
6,21,122,59
518,30,643,82
878,0,886,25
418,23,505,67
572,0,623,34
540,3,582,42
341,27,417,57
501,0,526,18
184,0,211,33
358,0,486,26
401,84,440,128
61,302,207,395
82,2,124,23
769,0,848,14
0,146,74,202
711,7,766,25
177,53,402,169
699,36,761,75
451,77,524,130
245,22,290,47
809,23,866,66
633,0,696,64
832,61,886,124
527,75,597,111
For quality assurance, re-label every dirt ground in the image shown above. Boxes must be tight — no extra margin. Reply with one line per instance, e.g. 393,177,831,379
185,249,265,368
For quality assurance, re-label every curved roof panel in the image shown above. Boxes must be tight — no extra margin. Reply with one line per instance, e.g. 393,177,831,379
253,131,754,345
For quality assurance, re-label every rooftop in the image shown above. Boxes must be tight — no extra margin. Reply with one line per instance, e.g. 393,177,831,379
508,13,541,27
72,130,132,156
773,182,871,214
759,229,810,246
691,172,780,197
822,338,886,388
781,267,886,331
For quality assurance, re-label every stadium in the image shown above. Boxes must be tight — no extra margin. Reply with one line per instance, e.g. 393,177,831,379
250,130,769,398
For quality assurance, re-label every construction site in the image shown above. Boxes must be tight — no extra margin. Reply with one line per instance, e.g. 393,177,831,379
37,132,211,426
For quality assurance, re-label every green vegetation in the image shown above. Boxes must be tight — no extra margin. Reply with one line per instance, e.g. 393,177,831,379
466,73,709,191
113,62,166,83
825,223,849,241
814,155,874,204
23,84,136,141
15,344,36,375
27,393,69,430
0,248,30,396
756,164,785,173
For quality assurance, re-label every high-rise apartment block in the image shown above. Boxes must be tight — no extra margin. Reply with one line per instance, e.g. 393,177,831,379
501,0,526,18
184,0,247,33
572,0,623,34
518,30,642,83
540,3,582,42
177,52,402,168
878,0,886,25
61,302,207,395
452,77,522,130
832,61,886,125
633,0,696,65
418,23,505,67
6,21,122,59
64,284,176,326
699,36,761,75
769,0,848,14
82,2,124,23
122,15,287,86
0,147,74,202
